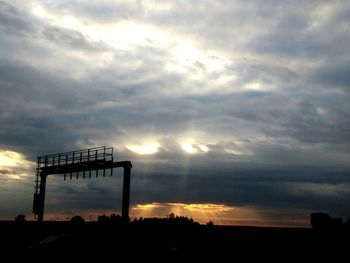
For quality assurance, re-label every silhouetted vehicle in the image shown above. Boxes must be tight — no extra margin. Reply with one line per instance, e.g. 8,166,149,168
27,234,86,256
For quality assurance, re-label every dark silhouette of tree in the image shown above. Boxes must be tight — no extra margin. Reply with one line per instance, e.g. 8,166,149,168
344,218,350,227
311,213,332,229
136,214,199,226
14,214,26,222
206,220,214,226
333,217,343,229
97,214,109,223
97,214,125,224
168,212,175,219
70,215,85,224
310,213,348,230
110,213,122,223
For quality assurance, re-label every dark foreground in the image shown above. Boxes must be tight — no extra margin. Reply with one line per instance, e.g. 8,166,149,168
0,221,348,261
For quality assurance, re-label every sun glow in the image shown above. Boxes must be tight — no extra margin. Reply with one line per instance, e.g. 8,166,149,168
183,203,233,213
0,150,32,180
131,202,259,225
173,43,202,63
0,150,25,167
134,203,164,210
31,3,167,49
131,202,307,227
181,143,197,154
181,141,209,154
198,144,209,153
242,81,275,92
127,143,160,155
32,3,80,30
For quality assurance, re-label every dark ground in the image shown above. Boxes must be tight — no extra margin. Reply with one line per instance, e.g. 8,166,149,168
0,220,348,261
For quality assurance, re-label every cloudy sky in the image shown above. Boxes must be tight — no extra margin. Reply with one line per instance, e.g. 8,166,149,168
1,0,350,226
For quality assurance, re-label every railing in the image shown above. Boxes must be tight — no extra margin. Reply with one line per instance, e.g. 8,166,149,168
36,146,113,169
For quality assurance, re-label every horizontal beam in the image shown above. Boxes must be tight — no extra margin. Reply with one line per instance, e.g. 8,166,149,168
37,146,111,159
40,160,132,175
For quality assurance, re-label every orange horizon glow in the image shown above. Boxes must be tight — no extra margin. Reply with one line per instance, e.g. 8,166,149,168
131,202,258,225
15,202,309,228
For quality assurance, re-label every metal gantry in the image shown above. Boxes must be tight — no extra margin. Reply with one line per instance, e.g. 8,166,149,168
33,146,132,222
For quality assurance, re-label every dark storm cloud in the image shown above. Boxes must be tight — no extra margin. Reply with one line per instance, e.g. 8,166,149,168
1,1,350,222
311,58,350,91
87,180,113,195
0,1,35,35
42,26,109,51
41,0,143,22
0,59,98,156
127,158,350,220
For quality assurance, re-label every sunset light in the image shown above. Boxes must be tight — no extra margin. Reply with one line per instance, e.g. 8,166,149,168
0,150,32,180
181,142,209,154
126,143,160,155
0,150,30,168
0,150,21,167
130,202,281,226
181,143,197,154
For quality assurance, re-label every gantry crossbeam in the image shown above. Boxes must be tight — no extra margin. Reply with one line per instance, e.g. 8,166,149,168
33,146,132,222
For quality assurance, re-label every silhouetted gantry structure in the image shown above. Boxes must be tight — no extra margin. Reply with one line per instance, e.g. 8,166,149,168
32,146,132,222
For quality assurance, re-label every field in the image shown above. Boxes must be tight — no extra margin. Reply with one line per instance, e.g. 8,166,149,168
0,220,348,261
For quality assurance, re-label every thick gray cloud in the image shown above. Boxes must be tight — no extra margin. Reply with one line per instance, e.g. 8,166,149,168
0,0,349,224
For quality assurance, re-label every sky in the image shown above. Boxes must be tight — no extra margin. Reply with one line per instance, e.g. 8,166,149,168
0,0,350,227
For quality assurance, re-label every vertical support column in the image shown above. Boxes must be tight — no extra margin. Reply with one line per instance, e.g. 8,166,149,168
37,173,48,222
122,162,132,221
